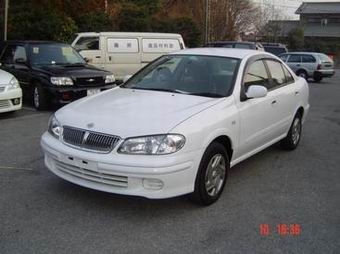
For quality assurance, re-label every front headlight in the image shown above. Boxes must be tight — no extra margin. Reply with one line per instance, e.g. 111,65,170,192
8,77,20,90
118,134,185,155
48,115,62,139
105,74,115,84
51,77,74,86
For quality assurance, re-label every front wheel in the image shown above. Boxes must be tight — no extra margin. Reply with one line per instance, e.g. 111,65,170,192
280,113,302,150
191,142,229,206
296,70,308,80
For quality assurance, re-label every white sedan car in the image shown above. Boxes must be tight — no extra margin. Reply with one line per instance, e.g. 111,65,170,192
0,69,22,113
41,48,309,205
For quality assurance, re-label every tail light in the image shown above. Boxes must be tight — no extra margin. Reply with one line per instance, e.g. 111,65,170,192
317,64,321,70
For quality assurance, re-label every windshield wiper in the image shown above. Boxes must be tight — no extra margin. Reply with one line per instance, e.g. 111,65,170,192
129,87,187,94
187,92,224,98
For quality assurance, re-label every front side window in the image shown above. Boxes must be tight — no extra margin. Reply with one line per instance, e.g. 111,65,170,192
288,55,301,63
266,60,286,88
74,36,99,51
29,44,85,66
122,55,240,98
1,45,27,64
243,60,269,90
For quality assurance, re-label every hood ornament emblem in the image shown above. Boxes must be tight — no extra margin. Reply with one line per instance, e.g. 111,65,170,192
86,78,95,82
87,123,94,129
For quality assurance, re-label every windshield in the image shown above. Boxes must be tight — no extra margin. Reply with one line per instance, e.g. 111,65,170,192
122,55,240,98
29,44,86,66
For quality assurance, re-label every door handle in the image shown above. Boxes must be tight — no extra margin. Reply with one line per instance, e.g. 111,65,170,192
95,56,101,58
271,100,277,104
295,91,299,95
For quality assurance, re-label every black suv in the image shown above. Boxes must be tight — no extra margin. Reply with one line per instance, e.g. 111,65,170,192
261,42,288,56
0,41,116,110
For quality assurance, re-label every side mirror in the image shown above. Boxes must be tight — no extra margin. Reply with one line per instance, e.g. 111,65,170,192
84,57,91,63
123,75,132,83
15,58,27,65
245,85,267,99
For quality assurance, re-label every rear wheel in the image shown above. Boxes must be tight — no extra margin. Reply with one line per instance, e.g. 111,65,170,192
191,142,229,206
296,70,308,80
281,113,302,150
313,75,322,82
33,83,49,110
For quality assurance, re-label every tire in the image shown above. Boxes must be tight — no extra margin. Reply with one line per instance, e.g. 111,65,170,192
280,113,302,150
296,70,308,80
191,142,229,206
33,83,49,110
313,75,322,83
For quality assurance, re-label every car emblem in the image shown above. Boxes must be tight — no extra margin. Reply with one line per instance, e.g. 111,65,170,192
87,123,94,129
86,78,95,82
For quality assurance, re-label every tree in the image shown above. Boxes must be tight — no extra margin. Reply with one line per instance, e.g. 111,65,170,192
76,12,115,33
287,27,304,50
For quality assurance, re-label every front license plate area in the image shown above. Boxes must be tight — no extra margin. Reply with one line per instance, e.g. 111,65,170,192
87,88,101,96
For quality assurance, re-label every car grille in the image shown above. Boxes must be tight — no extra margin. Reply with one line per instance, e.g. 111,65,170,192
74,76,105,87
62,126,120,153
0,86,5,93
54,160,128,188
0,100,10,109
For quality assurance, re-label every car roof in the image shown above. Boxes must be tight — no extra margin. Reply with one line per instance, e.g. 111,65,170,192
169,48,271,59
282,52,318,55
2,40,68,45
207,41,258,45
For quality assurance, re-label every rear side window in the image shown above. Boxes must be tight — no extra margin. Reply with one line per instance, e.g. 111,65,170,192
74,37,99,51
266,60,286,88
302,55,316,63
288,55,301,63
0,45,27,64
244,60,270,90
318,53,332,62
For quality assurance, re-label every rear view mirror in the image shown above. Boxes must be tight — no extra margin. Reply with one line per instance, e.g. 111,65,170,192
245,85,267,99
123,75,132,83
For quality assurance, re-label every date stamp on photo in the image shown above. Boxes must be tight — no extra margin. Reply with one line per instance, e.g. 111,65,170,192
259,224,302,236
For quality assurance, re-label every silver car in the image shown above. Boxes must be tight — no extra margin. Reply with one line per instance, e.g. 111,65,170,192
279,52,335,82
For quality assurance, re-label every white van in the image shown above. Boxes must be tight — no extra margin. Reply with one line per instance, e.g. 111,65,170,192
71,32,185,80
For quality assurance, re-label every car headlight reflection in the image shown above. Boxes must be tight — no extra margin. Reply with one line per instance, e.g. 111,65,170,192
48,114,62,139
118,134,185,155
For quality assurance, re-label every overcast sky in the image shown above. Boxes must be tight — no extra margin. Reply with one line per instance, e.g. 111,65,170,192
253,0,340,20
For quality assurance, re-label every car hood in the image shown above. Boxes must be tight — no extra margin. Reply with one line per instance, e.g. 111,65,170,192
0,69,14,84
32,64,110,78
56,87,223,138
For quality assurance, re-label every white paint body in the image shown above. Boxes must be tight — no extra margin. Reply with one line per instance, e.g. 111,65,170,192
0,69,22,113
71,32,185,80
41,49,310,199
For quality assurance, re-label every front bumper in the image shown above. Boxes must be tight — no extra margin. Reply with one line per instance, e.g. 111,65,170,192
0,88,22,113
41,132,199,199
47,84,115,104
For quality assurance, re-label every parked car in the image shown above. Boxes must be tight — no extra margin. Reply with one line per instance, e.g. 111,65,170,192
41,48,309,205
261,42,288,56
279,52,335,82
71,32,185,81
0,41,116,110
204,41,264,51
0,69,22,113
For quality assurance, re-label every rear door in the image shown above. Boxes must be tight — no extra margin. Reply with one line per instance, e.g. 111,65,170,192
104,37,141,80
301,54,317,75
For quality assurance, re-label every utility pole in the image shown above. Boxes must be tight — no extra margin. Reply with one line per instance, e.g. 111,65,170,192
4,0,9,40
104,0,108,14
205,0,210,44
